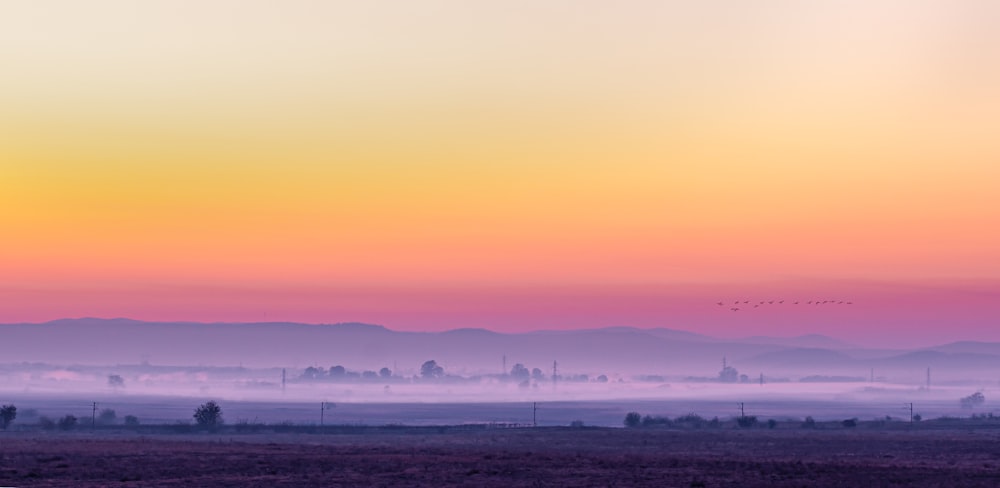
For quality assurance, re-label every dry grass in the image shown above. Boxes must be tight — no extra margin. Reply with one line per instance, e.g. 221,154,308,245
2,427,1000,486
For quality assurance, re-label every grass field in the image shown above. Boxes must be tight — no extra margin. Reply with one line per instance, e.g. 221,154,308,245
3,425,1000,487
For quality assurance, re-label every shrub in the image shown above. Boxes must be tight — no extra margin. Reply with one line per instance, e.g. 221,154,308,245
38,416,56,430
569,420,585,428
58,415,78,430
802,416,816,429
0,404,16,430
124,415,140,427
624,411,642,428
641,415,671,427
842,418,858,428
767,419,777,429
97,408,117,425
737,415,758,428
194,401,223,429
912,414,922,422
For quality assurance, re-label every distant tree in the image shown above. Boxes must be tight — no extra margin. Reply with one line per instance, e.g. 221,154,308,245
596,374,609,383
570,420,585,428
719,366,739,383
737,415,758,428
841,418,858,428
739,374,749,383
39,416,56,430
97,408,117,425
0,404,16,429
379,367,392,378
302,366,325,380
624,411,642,428
421,360,444,379
329,365,346,378
960,392,986,409
912,414,922,422
531,368,545,381
58,415,78,430
802,416,816,429
767,419,777,429
510,363,530,380
362,370,378,379
194,401,223,429
124,415,140,426
107,374,125,388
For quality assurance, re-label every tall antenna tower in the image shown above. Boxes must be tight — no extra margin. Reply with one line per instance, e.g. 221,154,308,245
926,367,931,390
552,360,558,390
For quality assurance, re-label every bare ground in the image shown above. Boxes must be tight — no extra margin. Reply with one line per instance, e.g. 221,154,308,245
2,427,1000,487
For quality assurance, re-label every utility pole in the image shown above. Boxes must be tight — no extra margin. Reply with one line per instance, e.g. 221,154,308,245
759,373,764,386
92,402,97,429
502,355,507,377
738,402,745,419
907,402,913,423
926,367,931,390
870,368,874,383
532,402,538,427
282,368,286,393
321,402,325,426
552,360,558,390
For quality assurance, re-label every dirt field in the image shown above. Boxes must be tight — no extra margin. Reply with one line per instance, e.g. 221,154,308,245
3,427,1000,487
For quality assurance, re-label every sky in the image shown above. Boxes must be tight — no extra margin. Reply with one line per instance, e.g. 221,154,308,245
2,1,999,346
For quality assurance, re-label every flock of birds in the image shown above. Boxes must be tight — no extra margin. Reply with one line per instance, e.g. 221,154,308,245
718,299,853,311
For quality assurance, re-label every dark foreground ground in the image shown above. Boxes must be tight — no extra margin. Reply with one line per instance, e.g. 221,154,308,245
2,427,1000,487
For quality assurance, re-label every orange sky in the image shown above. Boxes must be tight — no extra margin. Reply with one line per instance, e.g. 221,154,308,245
2,2,999,341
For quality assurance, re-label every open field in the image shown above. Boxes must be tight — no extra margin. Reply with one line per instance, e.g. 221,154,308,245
3,426,1000,487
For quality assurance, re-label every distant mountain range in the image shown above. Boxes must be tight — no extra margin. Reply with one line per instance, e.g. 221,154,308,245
3,318,999,383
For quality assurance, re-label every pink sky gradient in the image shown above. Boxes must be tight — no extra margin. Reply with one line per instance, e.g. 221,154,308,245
3,279,997,348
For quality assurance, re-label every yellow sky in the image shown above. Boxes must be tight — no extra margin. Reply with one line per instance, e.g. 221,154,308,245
2,1,999,290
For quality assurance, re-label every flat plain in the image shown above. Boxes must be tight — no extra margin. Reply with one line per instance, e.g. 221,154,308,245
3,426,1000,487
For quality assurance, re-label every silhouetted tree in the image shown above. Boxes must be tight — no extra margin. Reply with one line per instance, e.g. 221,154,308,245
596,374,609,383
124,415,140,426
510,363,530,380
97,408,117,425
624,411,642,428
379,367,392,378
58,415,78,430
960,392,985,409
329,365,346,378
421,360,444,379
194,401,223,428
362,370,377,379
531,368,545,381
841,418,857,428
0,404,16,430
302,367,325,380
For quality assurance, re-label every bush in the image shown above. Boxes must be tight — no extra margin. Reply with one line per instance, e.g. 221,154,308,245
0,404,16,430
842,418,858,428
194,401,223,429
767,419,777,429
97,408,117,425
736,415,758,428
39,416,56,430
624,411,642,428
58,415,78,430
802,416,816,429
912,414,922,422
641,415,671,427
569,420,585,428
124,415,140,427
